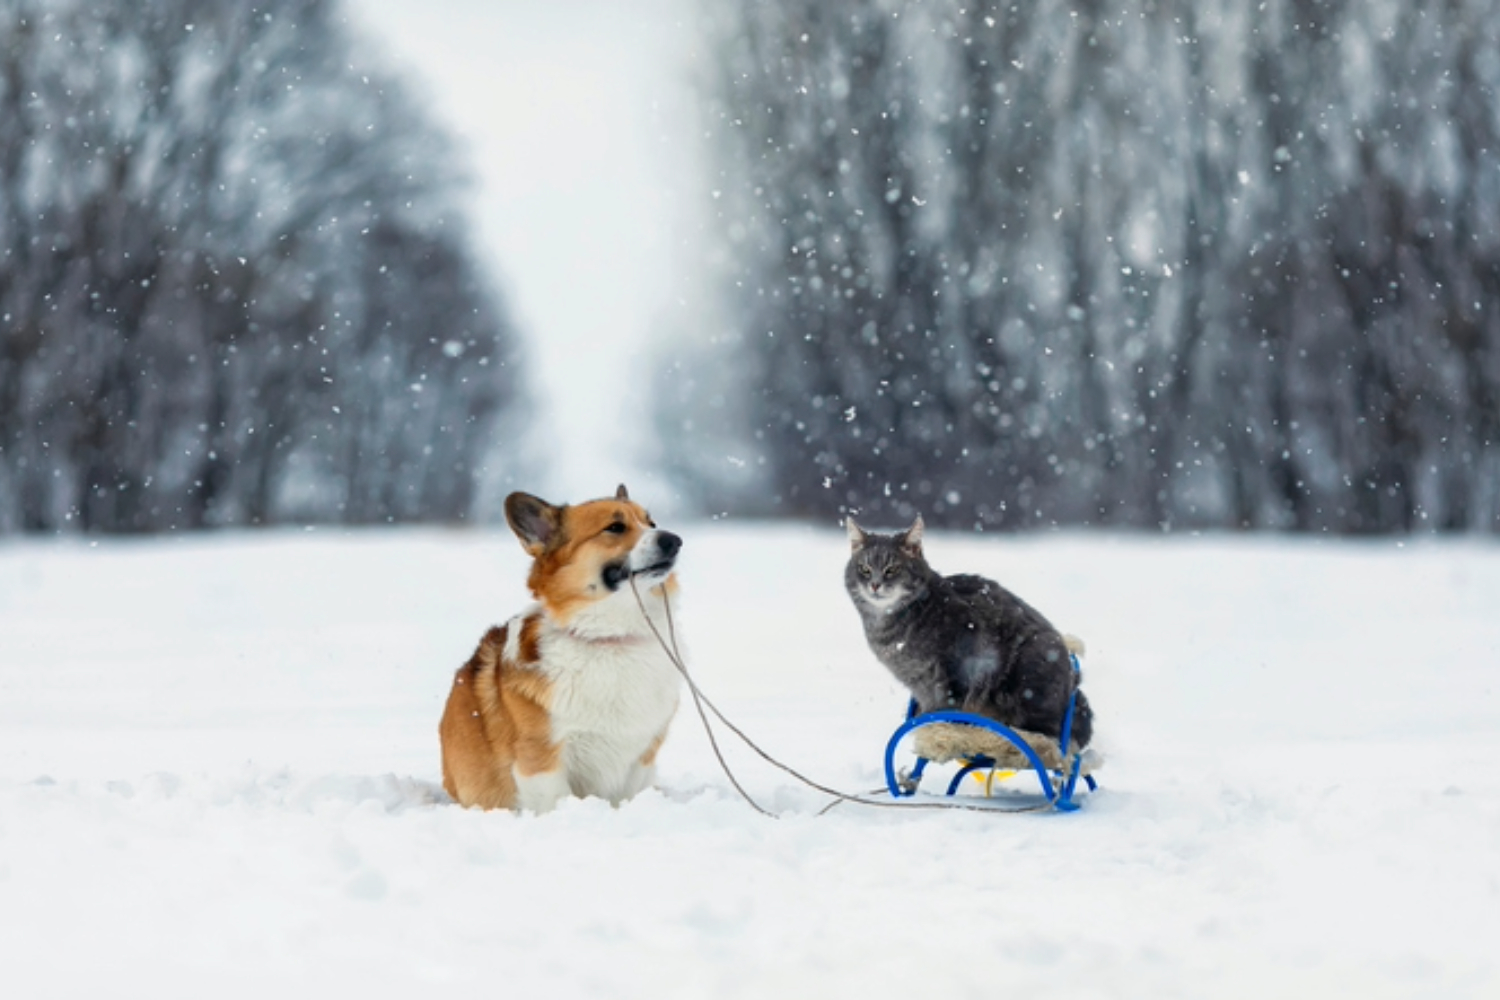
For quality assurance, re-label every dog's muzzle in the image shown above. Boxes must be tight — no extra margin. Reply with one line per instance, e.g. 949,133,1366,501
604,530,682,590
630,530,682,579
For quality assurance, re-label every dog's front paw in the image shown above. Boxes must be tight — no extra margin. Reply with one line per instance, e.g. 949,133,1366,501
514,768,572,814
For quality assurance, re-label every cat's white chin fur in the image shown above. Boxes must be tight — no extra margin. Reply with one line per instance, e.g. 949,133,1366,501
857,587,908,613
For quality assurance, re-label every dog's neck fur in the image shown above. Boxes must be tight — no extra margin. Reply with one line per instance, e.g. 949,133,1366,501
565,631,650,648
546,580,677,644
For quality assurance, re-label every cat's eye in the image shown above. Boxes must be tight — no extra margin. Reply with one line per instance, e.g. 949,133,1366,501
884,567,897,579
858,564,871,578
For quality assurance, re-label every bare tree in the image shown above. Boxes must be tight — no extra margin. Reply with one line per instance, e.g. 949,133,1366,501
0,0,524,533
673,0,1500,533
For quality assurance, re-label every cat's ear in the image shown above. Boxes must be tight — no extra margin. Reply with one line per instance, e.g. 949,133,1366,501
845,517,869,551
900,515,925,555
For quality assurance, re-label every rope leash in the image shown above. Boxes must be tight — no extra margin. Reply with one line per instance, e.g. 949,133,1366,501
628,578,1054,817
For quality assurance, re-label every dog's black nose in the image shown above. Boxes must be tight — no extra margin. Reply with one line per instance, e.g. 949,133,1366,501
657,531,682,558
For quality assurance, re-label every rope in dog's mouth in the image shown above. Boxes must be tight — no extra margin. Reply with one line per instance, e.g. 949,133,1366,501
627,578,1053,817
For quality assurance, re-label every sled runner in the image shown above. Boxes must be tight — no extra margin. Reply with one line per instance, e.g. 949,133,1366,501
882,653,1098,811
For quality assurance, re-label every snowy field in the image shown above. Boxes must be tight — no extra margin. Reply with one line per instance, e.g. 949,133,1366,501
1,523,1497,998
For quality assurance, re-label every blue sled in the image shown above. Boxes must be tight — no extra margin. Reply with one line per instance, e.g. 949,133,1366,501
882,653,1097,812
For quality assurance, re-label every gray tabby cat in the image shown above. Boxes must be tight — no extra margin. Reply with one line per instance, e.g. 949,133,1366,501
845,516,1093,748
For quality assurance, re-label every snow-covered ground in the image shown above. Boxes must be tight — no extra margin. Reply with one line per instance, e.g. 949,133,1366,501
2,524,1497,998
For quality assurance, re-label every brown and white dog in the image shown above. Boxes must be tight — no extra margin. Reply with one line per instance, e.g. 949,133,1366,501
439,485,683,812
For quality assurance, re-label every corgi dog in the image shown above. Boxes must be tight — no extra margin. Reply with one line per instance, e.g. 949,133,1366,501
439,485,683,812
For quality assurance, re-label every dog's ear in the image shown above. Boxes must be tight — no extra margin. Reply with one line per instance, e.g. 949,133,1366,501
615,483,630,501
845,517,868,551
899,515,925,556
505,492,563,556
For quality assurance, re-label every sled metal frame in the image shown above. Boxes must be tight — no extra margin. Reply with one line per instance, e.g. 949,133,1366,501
882,653,1097,812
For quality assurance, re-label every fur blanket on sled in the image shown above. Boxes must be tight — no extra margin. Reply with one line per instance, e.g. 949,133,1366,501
911,723,1103,776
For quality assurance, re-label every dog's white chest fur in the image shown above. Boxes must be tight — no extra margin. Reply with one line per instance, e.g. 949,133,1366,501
508,596,681,808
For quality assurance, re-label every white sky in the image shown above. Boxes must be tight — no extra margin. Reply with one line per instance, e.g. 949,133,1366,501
349,0,704,505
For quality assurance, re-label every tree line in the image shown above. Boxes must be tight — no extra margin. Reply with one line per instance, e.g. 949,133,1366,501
0,0,523,533
664,0,1500,533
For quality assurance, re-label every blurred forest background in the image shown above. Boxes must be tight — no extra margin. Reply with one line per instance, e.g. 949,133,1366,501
666,0,1500,533
0,0,520,532
3,0,1500,535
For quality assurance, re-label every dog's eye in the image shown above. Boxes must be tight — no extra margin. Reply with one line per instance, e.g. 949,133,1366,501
603,523,627,535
